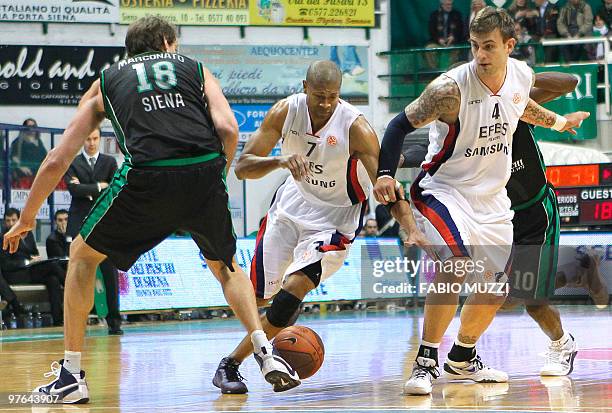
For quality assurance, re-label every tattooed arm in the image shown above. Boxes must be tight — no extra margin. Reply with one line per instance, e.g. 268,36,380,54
375,75,460,204
405,75,461,127
520,98,590,136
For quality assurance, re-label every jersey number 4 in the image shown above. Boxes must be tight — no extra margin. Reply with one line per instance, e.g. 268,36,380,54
132,61,177,93
492,103,500,120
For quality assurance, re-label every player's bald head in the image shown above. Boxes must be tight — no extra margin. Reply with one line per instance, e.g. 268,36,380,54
305,60,342,89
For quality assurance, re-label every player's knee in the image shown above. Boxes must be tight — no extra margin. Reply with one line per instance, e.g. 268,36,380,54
266,289,302,328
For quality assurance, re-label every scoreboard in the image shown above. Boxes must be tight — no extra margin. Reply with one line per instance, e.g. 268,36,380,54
547,163,612,227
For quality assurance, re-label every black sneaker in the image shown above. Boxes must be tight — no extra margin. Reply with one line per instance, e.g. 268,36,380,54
212,357,248,394
33,360,89,404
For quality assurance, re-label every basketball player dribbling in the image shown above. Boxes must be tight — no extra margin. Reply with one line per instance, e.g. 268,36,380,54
374,7,589,395
3,16,297,403
213,60,382,394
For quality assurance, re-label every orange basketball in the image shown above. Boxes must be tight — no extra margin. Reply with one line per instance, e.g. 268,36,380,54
273,325,325,379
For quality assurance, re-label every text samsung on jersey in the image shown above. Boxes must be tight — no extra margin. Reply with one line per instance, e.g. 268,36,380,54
304,161,336,188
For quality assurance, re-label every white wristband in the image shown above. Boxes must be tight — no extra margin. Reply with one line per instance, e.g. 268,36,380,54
551,114,567,132
377,175,394,181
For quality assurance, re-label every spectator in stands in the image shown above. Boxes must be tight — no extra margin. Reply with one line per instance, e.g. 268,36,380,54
65,128,123,335
0,208,64,326
588,14,609,60
0,269,26,318
9,118,48,188
511,21,537,66
46,209,70,259
465,0,486,39
557,0,594,62
533,0,561,62
507,0,539,35
364,219,379,238
426,0,464,69
597,0,612,27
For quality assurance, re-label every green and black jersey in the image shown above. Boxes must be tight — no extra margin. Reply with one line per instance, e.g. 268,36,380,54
508,120,548,210
100,52,222,166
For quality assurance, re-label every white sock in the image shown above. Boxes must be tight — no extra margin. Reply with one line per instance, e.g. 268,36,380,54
552,332,570,346
455,338,476,348
251,330,271,355
421,340,441,348
64,351,81,374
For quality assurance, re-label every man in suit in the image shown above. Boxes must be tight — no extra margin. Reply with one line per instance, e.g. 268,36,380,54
65,129,123,335
0,208,64,325
46,209,70,259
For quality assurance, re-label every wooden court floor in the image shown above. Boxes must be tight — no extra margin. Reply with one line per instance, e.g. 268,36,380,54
0,306,611,413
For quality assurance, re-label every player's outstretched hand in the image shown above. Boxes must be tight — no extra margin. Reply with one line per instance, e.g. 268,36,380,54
279,154,310,181
561,111,590,136
2,219,34,254
374,176,398,204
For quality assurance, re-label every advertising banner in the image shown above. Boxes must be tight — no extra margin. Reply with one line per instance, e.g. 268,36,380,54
181,44,369,104
0,0,119,23
249,0,375,27
119,237,401,311
119,0,249,26
0,45,125,105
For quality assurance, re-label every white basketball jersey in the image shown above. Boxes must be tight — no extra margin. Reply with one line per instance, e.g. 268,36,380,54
280,93,371,207
419,58,533,195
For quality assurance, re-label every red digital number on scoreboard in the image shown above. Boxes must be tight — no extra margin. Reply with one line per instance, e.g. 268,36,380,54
580,200,612,224
546,164,600,187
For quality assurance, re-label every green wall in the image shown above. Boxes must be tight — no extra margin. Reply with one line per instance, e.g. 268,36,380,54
391,0,607,49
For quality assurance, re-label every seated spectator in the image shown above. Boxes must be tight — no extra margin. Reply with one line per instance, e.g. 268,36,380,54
426,0,464,69
597,0,612,27
363,219,379,238
507,0,539,35
533,0,560,62
466,0,486,39
0,208,65,326
9,118,48,188
511,21,537,66
0,268,26,318
46,209,70,259
557,0,594,62
588,14,609,60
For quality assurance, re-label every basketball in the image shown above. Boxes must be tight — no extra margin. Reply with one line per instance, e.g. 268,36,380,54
273,326,325,379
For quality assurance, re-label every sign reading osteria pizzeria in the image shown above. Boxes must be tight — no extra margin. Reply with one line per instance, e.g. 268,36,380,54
120,0,250,26
250,0,374,27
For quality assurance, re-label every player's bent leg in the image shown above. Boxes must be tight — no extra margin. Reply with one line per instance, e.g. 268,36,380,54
215,265,318,393
33,236,106,404
442,292,508,384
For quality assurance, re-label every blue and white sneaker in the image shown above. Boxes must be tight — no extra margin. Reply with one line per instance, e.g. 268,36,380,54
33,360,89,404
444,354,508,383
253,346,300,392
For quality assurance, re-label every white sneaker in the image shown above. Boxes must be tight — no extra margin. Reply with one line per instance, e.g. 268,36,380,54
404,357,440,395
444,355,508,383
253,345,300,392
540,334,577,376
33,360,89,404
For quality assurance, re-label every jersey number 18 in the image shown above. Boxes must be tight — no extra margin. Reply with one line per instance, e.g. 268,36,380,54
132,62,177,93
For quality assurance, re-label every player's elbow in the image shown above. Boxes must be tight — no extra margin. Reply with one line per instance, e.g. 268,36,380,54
215,118,239,142
45,148,72,173
234,155,249,180
563,77,579,94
